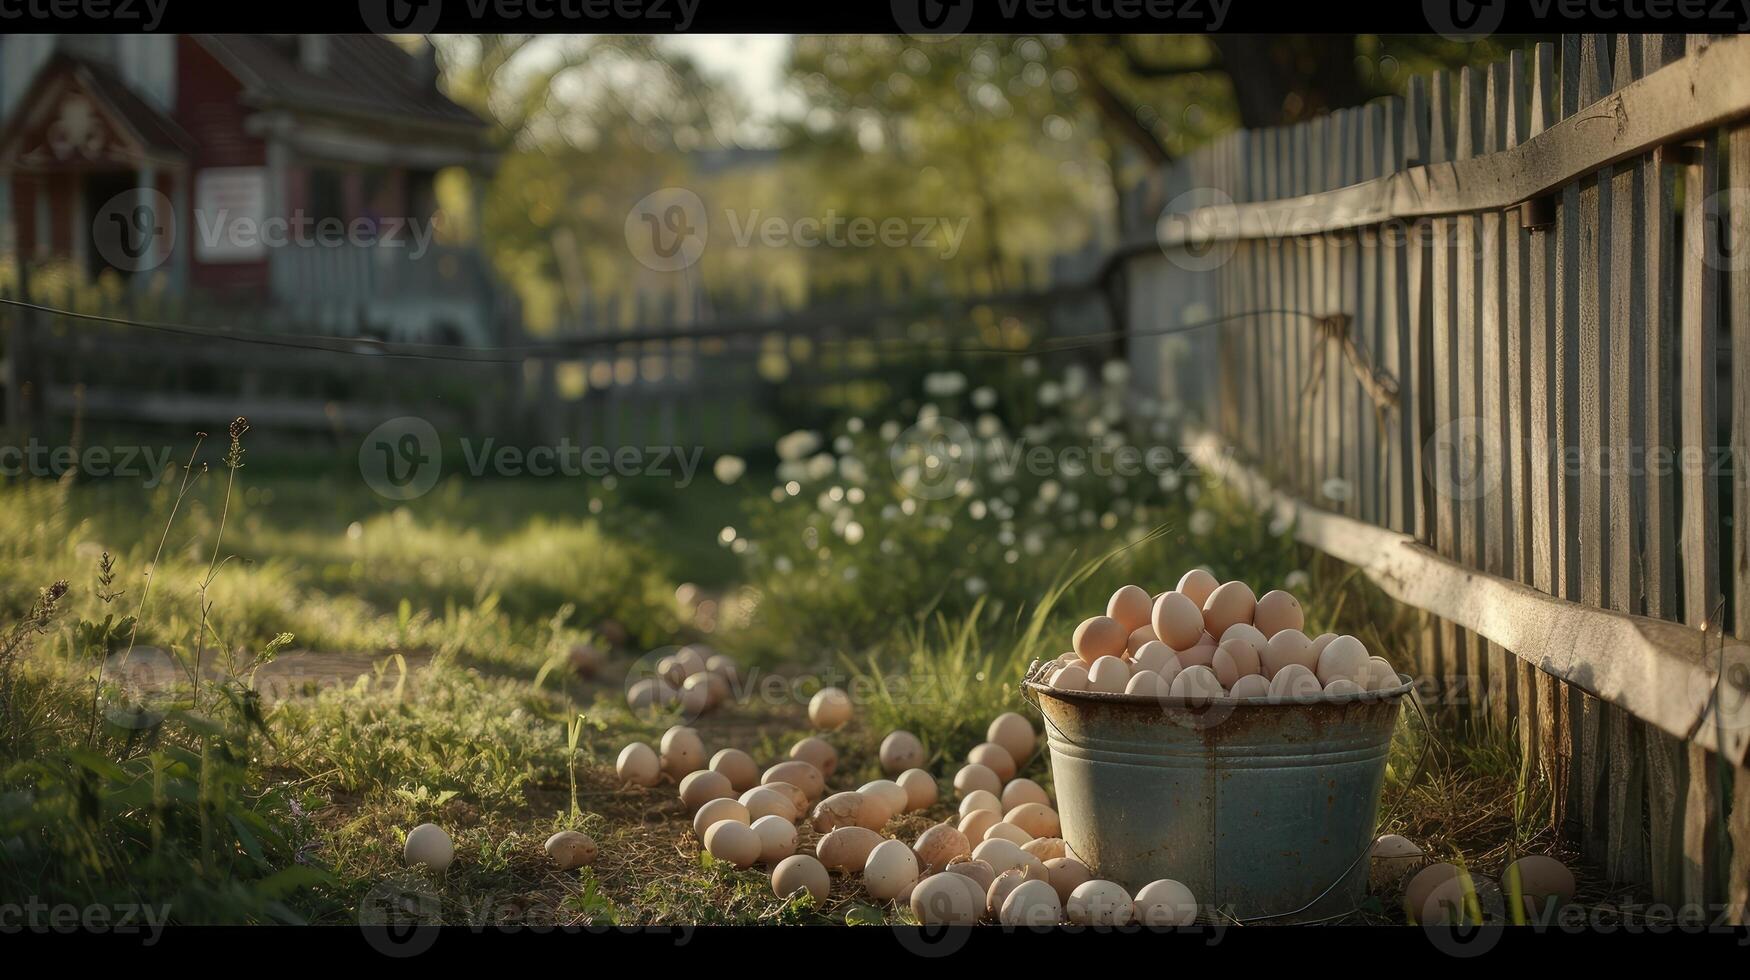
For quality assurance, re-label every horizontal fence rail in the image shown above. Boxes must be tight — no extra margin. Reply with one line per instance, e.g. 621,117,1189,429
1125,34,1749,918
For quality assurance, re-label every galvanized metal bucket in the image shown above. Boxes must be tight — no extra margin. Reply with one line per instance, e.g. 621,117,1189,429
1024,672,1413,923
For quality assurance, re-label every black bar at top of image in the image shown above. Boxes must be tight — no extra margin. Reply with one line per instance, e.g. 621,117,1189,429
7,0,1750,36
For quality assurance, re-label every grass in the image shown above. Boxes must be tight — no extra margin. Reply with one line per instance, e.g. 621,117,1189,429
0,358,1615,927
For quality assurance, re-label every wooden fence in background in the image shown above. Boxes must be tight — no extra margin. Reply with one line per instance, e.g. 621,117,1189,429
1122,34,1749,917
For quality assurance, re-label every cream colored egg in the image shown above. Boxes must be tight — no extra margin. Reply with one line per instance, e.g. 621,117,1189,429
1308,632,1339,659
983,821,1032,846
1316,635,1369,686
1267,663,1322,701
740,785,799,822
972,837,1036,876
811,790,891,833
1150,592,1205,651
945,856,996,895
789,736,837,777
1067,879,1133,926
1201,581,1257,639
772,854,830,903
1000,777,1051,811
615,742,661,786
1043,855,1090,903
967,742,1017,782
762,760,826,801
404,823,454,872
692,797,750,838
1229,673,1270,699
1134,878,1199,925
1126,625,1160,656
1404,862,1460,920
1504,855,1575,915
987,712,1037,766
914,823,972,872
1362,656,1400,691
1169,664,1225,701
1021,837,1067,862
879,730,926,775
1004,802,1060,839
709,748,760,792
626,677,677,711
816,826,885,872
1421,872,1498,925
897,768,938,811
1123,668,1167,698
1106,585,1154,632
959,789,1002,818
1176,568,1220,608
679,769,734,811
910,871,983,925
1072,615,1128,664
1132,640,1175,674
1261,628,1315,679
659,726,706,779
1211,638,1262,687
678,672,713,715
958,808,1001,844
986,869,1032,919
752,814,798,864
863,839,920,902
1253,589,1305,637
860,779,910,818
1175,641,1217,669
1325,678,1363,697
703,819,760,869
1369,833,1425,891
1049,663,1089,691
1218,622,1266,657
1086,655,1131,693
807,687,852,730
544,830,598,870
953,763,1003,798
999,878,1063,926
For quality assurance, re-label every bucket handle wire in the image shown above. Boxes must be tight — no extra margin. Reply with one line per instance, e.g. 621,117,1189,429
1019,665,1438,924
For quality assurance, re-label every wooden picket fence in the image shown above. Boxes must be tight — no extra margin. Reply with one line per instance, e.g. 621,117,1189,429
1122,34,1749,917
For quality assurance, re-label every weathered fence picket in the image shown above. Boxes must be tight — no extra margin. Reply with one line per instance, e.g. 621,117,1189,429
1133,33,1749,915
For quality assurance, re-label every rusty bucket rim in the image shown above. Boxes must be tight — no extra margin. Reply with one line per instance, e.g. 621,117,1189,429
1022,671,1415,711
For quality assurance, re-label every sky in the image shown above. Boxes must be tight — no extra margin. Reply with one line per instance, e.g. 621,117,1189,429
663,34,800,121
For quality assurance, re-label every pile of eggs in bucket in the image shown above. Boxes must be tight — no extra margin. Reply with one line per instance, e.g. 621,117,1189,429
612,698,1201,926
1043,572,1400,699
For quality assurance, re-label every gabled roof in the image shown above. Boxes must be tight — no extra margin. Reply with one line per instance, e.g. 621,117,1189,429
0,52,194,171
196,35,489,138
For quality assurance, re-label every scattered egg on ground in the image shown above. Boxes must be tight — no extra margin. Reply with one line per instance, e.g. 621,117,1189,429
987,712,1037,765
543,830,597,870
967,741,1017,781
772,854,830,903
953,763,1003,798
1134,879,1199,925
703,820,760,869
708,748,760,791
897,768,939,811
692,797,749,838
752,815,798,864
807,687,853,730
879,730,926,774
616,742,661,786
999,878,1063,926
863,839,920,901
404,823,453,872
915,823,972,872
1067,879,1133,926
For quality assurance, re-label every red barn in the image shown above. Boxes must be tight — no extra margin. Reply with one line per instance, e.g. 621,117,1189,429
0,35,502,345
